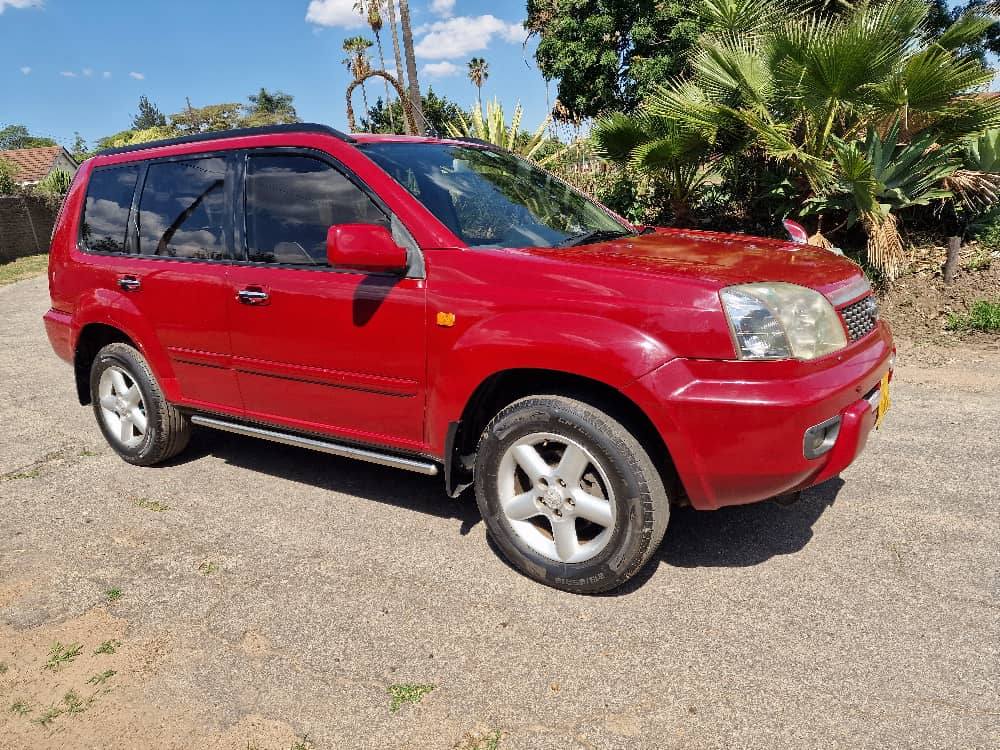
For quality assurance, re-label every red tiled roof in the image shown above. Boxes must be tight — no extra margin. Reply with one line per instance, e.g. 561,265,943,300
0,146,72,183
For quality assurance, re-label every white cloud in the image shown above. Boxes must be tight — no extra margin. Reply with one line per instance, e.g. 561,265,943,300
129,71,145,80
430,0,455,17
422,60,459,78
60,71,77,78
305,0,364,28
0,0,42,13
102,71,111,79
19,66,31,75
82,67,93,77
414,15,524,59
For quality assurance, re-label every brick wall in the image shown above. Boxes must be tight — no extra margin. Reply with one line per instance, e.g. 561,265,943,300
0,195,57,262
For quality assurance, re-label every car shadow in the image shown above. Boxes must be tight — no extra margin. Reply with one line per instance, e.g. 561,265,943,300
182,427,844,590
182,427,483,534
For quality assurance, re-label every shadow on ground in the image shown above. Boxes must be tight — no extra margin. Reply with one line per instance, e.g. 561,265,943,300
184,426,844,591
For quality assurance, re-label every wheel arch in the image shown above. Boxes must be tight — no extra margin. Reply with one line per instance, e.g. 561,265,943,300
444,367,682,502
73,323,138,405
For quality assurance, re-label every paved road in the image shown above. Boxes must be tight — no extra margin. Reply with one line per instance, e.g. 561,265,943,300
1,275,997,749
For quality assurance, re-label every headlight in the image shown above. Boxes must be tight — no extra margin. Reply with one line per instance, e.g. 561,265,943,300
720,283,847,360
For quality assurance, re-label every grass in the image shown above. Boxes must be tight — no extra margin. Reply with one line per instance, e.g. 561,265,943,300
132,496,170,512
0,661,7,674
43,641,82,670
946,300,1000,332
94,639,121,655
9,700,30,716
86,669,117,685
198,560,219,576
456,730,503,750
62,690,86,716
105,587,123,603
289,735,313,750
33,705,63,727
0,254,48,286
388,683,435,714
1,467,41,481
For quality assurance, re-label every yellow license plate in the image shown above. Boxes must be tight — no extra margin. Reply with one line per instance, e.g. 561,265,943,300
875,373,891,429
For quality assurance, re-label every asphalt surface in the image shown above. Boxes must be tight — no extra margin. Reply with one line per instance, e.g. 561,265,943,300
1,275,997,749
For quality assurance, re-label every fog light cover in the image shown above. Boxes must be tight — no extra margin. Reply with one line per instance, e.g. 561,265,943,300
803,416,841,459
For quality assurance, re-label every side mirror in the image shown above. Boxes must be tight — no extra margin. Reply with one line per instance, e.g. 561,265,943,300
326,223,408,274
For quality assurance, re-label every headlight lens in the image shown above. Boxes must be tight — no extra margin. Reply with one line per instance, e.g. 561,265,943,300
720,283,848,360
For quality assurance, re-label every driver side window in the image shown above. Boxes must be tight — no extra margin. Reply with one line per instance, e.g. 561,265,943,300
244,154,388,266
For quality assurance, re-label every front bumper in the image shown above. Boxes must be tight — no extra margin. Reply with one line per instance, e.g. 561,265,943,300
624,322,894,510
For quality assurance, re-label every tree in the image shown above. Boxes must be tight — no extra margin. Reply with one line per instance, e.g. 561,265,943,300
343,35,375,116
467,57,489,109
526,0,701,121
385,0,407,129
397,0,424,130
362,87,462,135
132,96,167,130
169,102,244,134
70,132,90,163
0,124,56,150
244,88,299,125
96,126,178,152
603,0,1000,277
356,1,396,130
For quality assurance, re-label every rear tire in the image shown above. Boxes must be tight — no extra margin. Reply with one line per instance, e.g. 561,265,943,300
474,395,670,594
90,343,190,466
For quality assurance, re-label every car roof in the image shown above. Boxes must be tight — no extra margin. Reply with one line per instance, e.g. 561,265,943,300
93,123,491,160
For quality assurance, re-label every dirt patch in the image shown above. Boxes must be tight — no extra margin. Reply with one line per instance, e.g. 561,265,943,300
0,603,305,750
879,243,1000,350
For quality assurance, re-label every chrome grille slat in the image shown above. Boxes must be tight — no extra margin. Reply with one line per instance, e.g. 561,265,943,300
840,295,878,341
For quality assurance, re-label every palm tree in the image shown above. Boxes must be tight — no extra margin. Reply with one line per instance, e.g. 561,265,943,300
384,0,407,130
355,1,396,131
467,57,489,110
599,0,1000,277
396,0,424,131
342,36,374,117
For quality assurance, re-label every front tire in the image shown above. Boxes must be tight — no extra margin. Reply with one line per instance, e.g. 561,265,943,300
90,343,190,466
474,396,670,594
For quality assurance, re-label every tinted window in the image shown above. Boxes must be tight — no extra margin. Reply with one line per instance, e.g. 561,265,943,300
138,157,229,259
360,143,628,248
80,166,139,253
245,155,387,265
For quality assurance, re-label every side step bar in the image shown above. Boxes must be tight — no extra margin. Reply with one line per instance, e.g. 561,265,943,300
190,415,439,476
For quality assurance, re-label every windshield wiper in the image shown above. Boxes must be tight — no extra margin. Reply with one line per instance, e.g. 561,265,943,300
557,229,634,247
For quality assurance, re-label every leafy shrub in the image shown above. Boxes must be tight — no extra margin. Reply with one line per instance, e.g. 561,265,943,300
35,169,73,197
0,158,18,194
971,207,1000,250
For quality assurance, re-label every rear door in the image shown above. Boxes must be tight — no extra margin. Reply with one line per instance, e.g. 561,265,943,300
225,149,427,451
79,155,243,412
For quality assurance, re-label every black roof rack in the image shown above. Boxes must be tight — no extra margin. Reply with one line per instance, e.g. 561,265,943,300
96,122,356,157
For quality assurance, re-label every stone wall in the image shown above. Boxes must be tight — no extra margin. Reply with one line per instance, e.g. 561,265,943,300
0,194,57,262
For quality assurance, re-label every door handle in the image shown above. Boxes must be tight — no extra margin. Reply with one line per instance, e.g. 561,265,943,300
237,287,269,305
118,275,141,292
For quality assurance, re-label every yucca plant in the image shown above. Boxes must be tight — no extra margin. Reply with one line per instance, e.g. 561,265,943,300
615,0,999,277
946,128,1000,213
804,123,960,276
445,98,571,165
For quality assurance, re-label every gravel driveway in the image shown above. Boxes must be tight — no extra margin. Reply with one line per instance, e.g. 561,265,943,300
1,275,997,750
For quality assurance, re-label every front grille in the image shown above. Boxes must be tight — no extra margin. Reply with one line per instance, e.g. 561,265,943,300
840,295,878,341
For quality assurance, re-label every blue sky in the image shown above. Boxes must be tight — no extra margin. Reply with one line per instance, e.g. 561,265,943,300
0,0,548,149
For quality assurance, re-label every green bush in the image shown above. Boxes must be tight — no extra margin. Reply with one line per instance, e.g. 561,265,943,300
971,208,1000,251
0,158,18,194
946,300,1000,332
35,169,73,197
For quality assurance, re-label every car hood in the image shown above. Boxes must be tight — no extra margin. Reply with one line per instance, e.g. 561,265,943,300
518,228,866,302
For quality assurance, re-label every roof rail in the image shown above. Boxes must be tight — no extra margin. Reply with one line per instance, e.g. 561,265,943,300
96,123,356,157
448,136,499,149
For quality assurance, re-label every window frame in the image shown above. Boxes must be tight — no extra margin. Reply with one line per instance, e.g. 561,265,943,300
76,163,143,256
236,147,423,279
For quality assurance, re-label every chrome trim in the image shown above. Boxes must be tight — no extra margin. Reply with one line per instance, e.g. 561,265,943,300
827,276,872,307
190,415,439,476
865,386,881,412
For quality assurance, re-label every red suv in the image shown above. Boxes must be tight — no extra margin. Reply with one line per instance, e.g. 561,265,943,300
44,123,894,593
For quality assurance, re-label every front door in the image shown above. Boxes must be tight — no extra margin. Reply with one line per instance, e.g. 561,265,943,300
226,151,427,452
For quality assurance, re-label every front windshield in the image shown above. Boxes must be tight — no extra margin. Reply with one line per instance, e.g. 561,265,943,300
359,142,631,248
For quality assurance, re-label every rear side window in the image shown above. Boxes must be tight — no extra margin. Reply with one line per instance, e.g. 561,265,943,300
138,157,229,260
79,166,140,253
244,154,387,265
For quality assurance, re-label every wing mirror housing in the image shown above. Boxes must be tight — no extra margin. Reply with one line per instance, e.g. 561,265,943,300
326,224,408,274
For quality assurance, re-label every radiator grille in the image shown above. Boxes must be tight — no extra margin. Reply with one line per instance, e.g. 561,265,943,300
840,295,878,341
